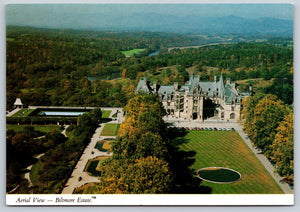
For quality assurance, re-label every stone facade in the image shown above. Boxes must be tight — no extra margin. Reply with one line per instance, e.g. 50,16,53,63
136,74,250,122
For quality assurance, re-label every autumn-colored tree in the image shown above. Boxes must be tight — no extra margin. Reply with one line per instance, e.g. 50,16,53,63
270,110,294,183
88,156,172,194
250,94,290,154
121,68,127,78
241,93,265,136
111,132,168,160
118,94,166,137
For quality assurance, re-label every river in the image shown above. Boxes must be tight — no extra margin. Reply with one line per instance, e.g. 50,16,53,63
148,50,160,56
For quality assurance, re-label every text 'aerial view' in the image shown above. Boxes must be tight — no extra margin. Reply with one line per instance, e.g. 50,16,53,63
5,3,294,206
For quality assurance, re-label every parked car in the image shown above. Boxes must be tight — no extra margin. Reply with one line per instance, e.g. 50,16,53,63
204,127,208,130
222,128,226,131
213,127,218,131
185,127,189,130
231,128,235,131
208,127,212,131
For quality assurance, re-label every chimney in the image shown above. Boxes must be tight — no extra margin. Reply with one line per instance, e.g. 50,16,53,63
231,82,236,89
153,81,157,93
174,82,179,91
214,75,217,83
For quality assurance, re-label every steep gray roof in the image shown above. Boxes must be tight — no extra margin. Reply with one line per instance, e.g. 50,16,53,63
157,85,174,100
224,84,241,104
136,78,152,93
188,75,224,97
136,73,241,104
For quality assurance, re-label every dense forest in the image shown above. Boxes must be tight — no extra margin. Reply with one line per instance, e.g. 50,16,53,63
7,26,293,110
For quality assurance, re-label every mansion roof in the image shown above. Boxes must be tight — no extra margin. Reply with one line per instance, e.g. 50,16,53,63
136,74,242,104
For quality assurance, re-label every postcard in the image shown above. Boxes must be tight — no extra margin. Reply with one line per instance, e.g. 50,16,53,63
4,0,294,206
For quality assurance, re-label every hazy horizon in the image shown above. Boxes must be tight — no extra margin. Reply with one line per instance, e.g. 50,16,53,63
6,4,293,31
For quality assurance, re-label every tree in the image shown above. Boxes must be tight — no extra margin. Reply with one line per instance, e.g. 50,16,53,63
241,93,265,136
89,156,172,194
270,110,294,183
251,95,290,155
121,69,127,78
111,132,168,161
89,108,102,124
118,94,166,137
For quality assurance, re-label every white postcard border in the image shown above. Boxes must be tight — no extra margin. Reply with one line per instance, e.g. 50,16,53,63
6,194,294,206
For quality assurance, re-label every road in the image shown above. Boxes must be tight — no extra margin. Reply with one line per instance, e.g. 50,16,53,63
167,42,235,52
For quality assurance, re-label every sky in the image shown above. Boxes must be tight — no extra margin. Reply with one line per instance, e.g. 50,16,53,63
6,3,294,29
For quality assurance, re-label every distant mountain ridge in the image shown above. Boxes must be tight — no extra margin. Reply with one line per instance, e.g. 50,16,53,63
9,13,293,36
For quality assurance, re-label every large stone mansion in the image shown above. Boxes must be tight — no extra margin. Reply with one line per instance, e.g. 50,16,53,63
136,74,251,121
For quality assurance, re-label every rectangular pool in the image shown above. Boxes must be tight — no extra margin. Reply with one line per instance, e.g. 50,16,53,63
40,111,86,116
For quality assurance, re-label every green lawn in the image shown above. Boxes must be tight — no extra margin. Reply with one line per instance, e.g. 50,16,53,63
173,130,283,194
11,109,35,117
100,124,120,136
6,124,61,133
101,110,111,118
121,48,146,56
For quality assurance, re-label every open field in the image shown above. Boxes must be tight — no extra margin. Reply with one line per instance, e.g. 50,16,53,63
121,48,146,56
6,124,61,133
173,130,283,194
100,123,120,136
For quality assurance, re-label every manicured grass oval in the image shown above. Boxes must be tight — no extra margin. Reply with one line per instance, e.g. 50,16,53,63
197,167,241,184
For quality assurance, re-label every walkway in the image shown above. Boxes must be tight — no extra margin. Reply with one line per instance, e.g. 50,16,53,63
6,108,21,117
165,119,293,194
61,123,114,194
24,153,45,187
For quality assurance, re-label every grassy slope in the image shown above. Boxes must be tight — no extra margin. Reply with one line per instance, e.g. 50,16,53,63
100,123,120,136
236,78,273,92
174,130,283,194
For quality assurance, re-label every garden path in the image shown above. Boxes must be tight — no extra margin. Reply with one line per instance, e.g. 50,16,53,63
61,122,114,194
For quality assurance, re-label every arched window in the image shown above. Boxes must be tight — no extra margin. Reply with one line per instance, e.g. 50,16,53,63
230,113,235,119
221,112,224,118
